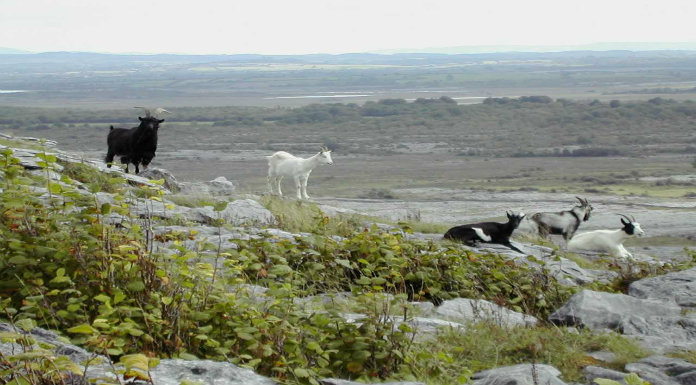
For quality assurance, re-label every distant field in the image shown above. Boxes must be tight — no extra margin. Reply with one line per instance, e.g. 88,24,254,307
3,50,696,108
155,152,694,200
1,51,696,202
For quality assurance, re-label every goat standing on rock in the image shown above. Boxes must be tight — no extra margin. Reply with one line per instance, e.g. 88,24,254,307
266,147,333,200
567,214,645,259
105,107,167,174
444,211,527,254
531,197,593,243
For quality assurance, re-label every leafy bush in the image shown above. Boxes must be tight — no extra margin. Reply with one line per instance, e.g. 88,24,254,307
0,145,664,385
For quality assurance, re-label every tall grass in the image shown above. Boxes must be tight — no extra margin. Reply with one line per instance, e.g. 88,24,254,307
412,323,648,383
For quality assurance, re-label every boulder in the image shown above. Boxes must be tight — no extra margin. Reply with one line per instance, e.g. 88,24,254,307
207,176,237,195
635,355,696,377
0,323,97,365
549,290,682,330
620,315,696,352
150,359,277,385
433,298,538,327
628,267,696,307
583,366,628,384
321,380,424,385
472,364,568,385
587,351,618,363
191,199,275,226
550,290,696,353
624,362,683,385
677,371,696,385
179,176,236,196
0,323,277,384
139,167,182,192
12,148,64,171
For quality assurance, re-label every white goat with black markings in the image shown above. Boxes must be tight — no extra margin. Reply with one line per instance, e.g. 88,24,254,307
531,197,593,243
567,214,645,259
267,147,333,200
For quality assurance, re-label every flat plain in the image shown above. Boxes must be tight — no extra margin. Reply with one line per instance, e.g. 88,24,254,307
1,50,695,255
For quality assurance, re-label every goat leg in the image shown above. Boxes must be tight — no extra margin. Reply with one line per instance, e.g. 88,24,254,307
105,150,115,168
502,240,525,254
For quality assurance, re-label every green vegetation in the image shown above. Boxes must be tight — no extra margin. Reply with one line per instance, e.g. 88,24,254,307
0,142,692,385
4,97,696,160
166,192,224,208
414,324,648,382
61,160,124,193
260,195,366,236
667,350,696,363
3,96,696,199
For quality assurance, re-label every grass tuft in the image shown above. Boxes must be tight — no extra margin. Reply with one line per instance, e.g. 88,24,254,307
412,323,649,383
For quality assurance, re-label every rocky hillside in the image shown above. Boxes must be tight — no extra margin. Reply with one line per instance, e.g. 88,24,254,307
1,134,695,385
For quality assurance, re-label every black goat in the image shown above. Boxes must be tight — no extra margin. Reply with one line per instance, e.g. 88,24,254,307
105,116,164,174
444,211,526,253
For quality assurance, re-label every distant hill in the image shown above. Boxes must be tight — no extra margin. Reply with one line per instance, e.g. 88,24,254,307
2,48,696,67
373,42,696,54
0,47,32,54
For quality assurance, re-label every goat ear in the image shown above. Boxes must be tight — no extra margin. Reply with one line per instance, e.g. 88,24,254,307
139,117,144,121
620,218,628,225
158,119,165,123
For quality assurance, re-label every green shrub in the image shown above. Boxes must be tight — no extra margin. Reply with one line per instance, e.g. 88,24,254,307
414,323,647,382
0,147,664,385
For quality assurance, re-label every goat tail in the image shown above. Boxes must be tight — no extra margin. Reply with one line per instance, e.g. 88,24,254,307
109,125,114,131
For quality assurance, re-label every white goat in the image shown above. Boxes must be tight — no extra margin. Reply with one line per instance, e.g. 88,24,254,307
266,147,333,200
567,214,645,259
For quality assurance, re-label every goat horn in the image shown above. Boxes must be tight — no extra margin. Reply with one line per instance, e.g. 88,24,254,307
133,106,151,118
617,213,633,222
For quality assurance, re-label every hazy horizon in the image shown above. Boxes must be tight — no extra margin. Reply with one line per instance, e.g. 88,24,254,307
3,41,696,57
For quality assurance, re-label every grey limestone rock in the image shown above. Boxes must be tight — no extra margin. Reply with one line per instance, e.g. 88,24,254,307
190,199,275,226
434,298,538,327
139,167,182,192
179,176,236,196
583,365,628,384
149,359,277,385
0,323,278,385
321,379,424,385
628,267,696,307
472,363,568,385
549,290,682,330
624,362,683,385
620,315,696,352
637,355,696,377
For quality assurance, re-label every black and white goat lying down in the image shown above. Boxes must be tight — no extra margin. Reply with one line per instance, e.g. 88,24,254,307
567,214,645,259
531,197,593,242
444,211,526,253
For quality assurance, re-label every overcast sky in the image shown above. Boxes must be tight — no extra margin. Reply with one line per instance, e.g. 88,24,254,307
2,0,696,55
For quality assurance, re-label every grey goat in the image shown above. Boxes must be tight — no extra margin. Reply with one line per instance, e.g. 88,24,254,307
531,197,593,242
